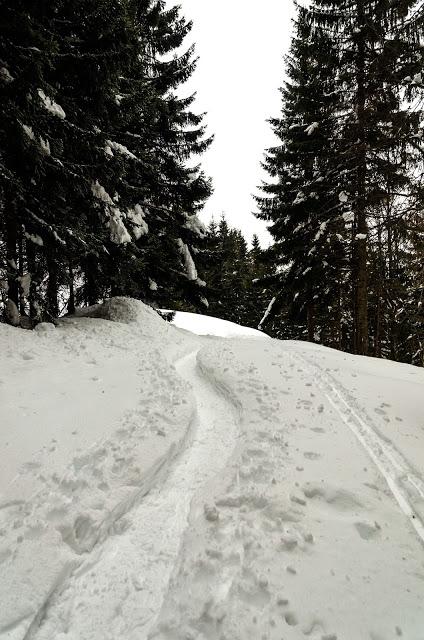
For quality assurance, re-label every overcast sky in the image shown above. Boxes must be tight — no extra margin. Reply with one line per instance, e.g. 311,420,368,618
167,1,298,246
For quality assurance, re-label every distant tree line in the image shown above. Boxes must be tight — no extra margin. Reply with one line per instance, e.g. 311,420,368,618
256,0,424,366
191,216,270,329
0,0,211,326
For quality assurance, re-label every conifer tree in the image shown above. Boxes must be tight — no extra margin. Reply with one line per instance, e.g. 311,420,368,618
0,0,212,324
257,0,424,362
256,6,346,345
310,0,423,354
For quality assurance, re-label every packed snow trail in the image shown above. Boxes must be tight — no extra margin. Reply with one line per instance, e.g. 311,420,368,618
292,350,424,545
30,350,241,640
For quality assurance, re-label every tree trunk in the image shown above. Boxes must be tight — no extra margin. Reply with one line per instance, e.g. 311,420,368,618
307,303,315,343
5,196,19,310
84,255,99,306
68,263,76,315
18,229,26,315
46,250,59,319
374,221,383,358
26,240,38,319
353,0,368,356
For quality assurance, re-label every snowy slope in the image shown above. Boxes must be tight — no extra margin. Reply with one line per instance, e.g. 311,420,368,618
0,299,423,640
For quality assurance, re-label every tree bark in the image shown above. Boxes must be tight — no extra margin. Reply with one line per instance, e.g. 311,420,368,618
84,255,99,306
307,303,315,343
353,0,369,356
26,240,38,319
5,196,19,310
67,263,76,315
46,250,59,318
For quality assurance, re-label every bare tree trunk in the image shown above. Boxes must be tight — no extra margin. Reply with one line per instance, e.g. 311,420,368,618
333,280,342,350
46,250,59,319
307,303,315,343
353,0,368,356
68,263,75,315
84,255,99,306
18,229,26,315
374,220,383,358
5,200,19,307
26,240,38,319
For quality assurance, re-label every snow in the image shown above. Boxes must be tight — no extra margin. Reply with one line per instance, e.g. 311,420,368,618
105,140,138,161
127,204,148,239
167,310,268,338
91,181,114,206
39,136,50,156
25,231,44,247
0,66,13,83
22,124,35,140
1,298,424,640
37,89,66,119
177,239,198,281
184,213,207,238
305,121,319,135
108,208,132,245
341,211,354,223
91,184,133,244
149,278,158,291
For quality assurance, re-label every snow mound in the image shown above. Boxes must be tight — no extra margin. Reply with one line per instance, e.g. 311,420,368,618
166,310,269,339
74,297,168,337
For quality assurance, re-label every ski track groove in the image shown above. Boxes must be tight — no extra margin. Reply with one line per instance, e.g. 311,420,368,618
292,350,424,546
20,439,193,640
29,348,242,640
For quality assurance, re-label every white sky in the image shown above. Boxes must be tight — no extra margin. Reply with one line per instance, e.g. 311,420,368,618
168,1,297,246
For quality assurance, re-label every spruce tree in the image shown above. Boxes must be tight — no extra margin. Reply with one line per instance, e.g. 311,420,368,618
0,0,212,324
310,0,423,354
256,6,346,344
257,0,423,362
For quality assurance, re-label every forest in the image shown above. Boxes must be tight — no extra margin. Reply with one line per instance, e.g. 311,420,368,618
0,0,423,366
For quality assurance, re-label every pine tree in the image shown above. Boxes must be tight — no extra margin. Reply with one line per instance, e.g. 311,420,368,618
257,0,424,362
310,0,423,354
0,0,212,324
256,6,346,345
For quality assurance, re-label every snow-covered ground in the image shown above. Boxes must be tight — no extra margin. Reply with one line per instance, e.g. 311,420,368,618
0,299,423,640
161,310,267,338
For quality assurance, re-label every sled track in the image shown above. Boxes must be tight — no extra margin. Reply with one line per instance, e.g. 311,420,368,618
292,351,424,546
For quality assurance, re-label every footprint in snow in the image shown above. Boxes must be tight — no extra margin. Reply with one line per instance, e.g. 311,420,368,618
354,521,381,540
285,611,298,626
304,451,322,460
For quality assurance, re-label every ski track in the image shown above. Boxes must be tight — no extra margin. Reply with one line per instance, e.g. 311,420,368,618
31,349,241,640
292,349,424,545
